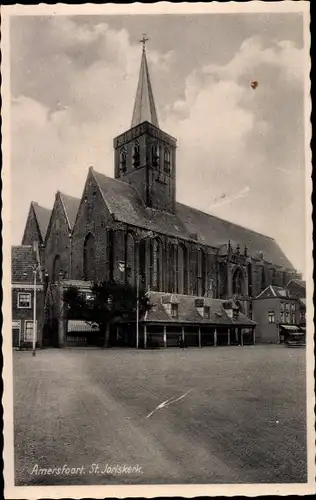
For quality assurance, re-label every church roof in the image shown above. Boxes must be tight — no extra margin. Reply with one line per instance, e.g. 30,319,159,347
92,169,294,269
31,202,51,240
59,192,81,229
131,46,159,128
11,245,41,284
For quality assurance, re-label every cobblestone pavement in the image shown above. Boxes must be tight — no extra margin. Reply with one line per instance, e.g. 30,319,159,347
13,345,307,485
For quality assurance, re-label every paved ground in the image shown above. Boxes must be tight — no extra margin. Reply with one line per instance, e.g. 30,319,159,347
13,345,307,485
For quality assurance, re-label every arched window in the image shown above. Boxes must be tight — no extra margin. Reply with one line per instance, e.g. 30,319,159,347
119,147,127,174
126,232,135,286
272,267,277,286
138,239,146,287
83,233,96,281
233,268,244,296
132,141,140,168
178,243,188,294
152,143,160,168
168,243,177,293
164,148,171,173
149,238,162,291
197,249,206,296
52,255,62,282
247,263,253,296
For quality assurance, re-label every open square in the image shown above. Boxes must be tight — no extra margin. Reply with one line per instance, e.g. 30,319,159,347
14,345,307,485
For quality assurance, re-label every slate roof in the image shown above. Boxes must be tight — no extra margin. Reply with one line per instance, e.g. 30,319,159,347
286,279,306,290
59,192,81,229
32,202,51,241
12,245,41,284
131,47,159,128
143,292,256,326
92,169,294,269
255,285,289,299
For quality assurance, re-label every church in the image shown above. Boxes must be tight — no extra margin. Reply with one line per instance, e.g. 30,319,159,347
20,40,301,348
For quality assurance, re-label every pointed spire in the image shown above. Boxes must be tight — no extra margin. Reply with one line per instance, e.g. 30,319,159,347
131,35,159,129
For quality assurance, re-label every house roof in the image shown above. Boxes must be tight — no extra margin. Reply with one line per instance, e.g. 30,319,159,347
92,169,294,269
32,202,51,240
286,279,306,290
11,245,41,283
143,292,256,326
255,284,290,299
59,192,81,229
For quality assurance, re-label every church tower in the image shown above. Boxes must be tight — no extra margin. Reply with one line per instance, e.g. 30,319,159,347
113,36,177,213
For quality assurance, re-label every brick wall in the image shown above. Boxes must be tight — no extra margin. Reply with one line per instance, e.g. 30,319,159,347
22,206,42,246
45,194,71,281
71,171,114,282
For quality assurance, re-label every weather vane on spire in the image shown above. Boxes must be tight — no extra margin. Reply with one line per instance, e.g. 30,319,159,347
140,33,149,51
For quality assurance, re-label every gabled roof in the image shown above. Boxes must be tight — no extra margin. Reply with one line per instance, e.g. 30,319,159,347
286,279,306,290
31,202,51,241
255,284,290,299
131,46,159,128
59,192,81,229
11,245,41,284
143,292,256,326
92,169,294,269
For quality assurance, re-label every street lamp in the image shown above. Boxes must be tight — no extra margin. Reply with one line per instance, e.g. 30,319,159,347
118,230,154,349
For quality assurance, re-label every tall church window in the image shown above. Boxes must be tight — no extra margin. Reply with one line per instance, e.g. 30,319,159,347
83,233,96,281
272,267,277,286
132,141,140,168
178,243,188,294
125,232,135,286
247,263,253,296
149,238,162,291
168,243,177,293
152,143,160,168
138,239,146,287
233,268,244,296
191,247,198,295
52,255,62,282
119,147,127,174
164,148,171,173
197,248,206,296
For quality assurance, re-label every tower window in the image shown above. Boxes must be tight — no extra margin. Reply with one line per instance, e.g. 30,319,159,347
152,143,160,168
132,142,140,168
119,148,127,174
164,148,171,173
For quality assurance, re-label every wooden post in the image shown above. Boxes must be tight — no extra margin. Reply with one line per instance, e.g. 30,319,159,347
182,327,185,343
214,328,217,347
144,324,147,349
235,327,238,343
163,325,167,348
253,328,256,345
227,328,231,346
241,328,244,347
198,327,201,348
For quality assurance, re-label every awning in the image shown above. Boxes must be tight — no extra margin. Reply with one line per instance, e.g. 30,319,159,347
280,325,299,331
67,320,99,333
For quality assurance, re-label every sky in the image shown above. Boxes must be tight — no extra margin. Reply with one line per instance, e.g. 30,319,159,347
10,12,307,274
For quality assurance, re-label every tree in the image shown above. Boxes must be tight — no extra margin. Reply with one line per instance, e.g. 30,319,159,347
63,281,151,347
